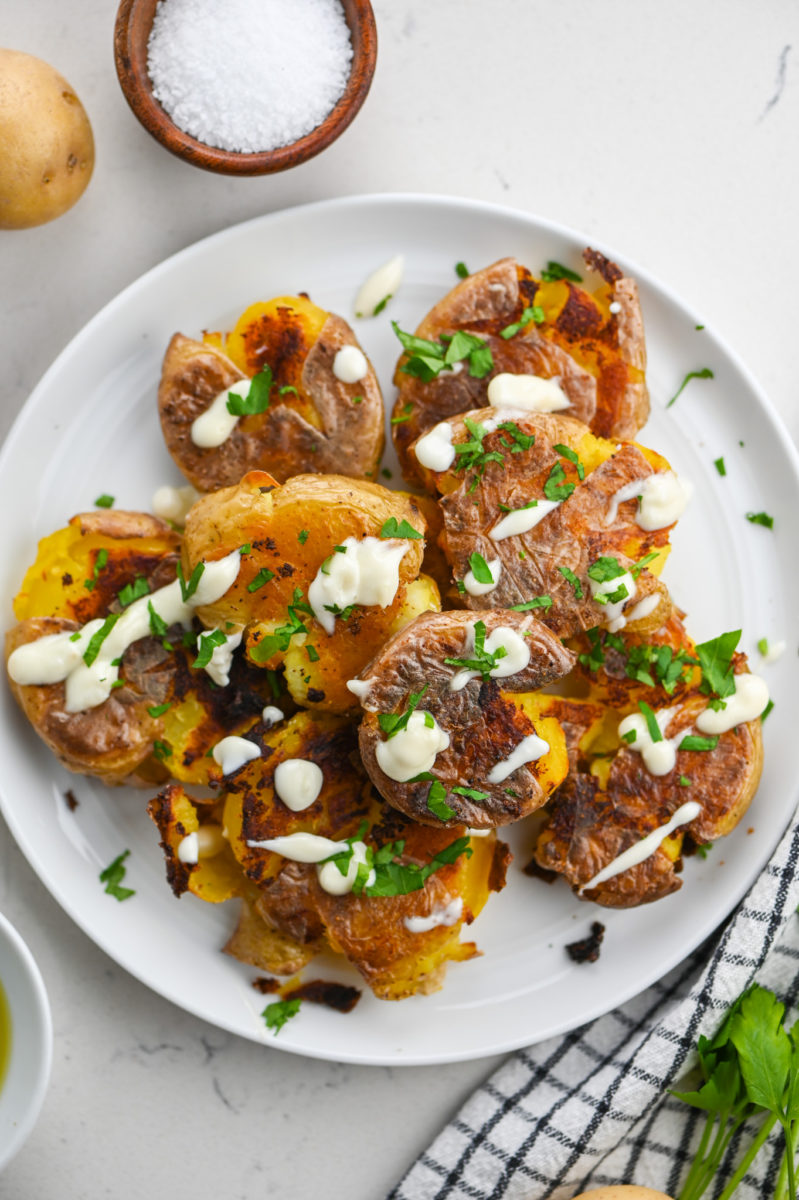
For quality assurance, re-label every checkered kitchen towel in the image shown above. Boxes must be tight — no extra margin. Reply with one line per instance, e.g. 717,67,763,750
390,810,799,1200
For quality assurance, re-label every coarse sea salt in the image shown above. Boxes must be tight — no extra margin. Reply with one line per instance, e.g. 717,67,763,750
147,0,354,154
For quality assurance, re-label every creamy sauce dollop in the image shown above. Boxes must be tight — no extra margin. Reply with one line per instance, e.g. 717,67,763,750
308,536,408,635
487,374,570,412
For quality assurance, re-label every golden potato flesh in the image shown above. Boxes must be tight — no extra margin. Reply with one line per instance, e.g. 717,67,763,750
415,410,673,639
0,49,94,229
535,620,764,906
181,471,438,714
215,710,509,998
391,250,648,483
158,295,384,489
354,610,573,829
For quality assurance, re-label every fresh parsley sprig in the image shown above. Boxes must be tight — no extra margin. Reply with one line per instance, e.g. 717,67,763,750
391,322,493,382
444,619,507,680
226,366,274,416
262,997,301,1035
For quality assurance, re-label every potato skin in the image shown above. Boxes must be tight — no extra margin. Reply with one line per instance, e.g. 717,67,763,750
392,252,648,483
158,306,384,489
355,609,574,828
0,50,94,229
418,409,673,638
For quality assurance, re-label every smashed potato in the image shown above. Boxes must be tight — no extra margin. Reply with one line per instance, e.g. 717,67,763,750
158,296,384,489
392,250,648,483
354,610,573,828
150,711,509,999
181,471,440,713
414,409,676,637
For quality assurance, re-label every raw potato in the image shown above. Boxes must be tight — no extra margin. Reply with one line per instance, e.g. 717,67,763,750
0,49,94,229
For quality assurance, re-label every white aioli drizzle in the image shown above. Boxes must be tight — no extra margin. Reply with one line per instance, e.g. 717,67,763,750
244,832,375,897
487,373,570,412
332,345,368,383
404,896,463,934
490,499,559,540
626,593,660,623
588,569,637,633
274,758,324,812
466,827,493,838
487,733,550,784
450,624,531,692
213,735,261,775
696,674,770,735
605,472,692,530
7,549,242,713
346,677,374,703
375,710,451,782
354,254,404,318
177,832,199,864
414,422,455,472
190,378,251,449
308,536,408,635
618,706,681,776
463,556,502,597
580,801,702,894
152,483,201,525
200,629,242,687
262,705,284,724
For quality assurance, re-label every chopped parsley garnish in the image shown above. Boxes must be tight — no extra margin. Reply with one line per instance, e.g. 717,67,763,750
543,462,573,502
444,619,507,680
510,596,553,612
679,775,692,787
578,627,605,672
453,417,505,487
351,395,363,405
239,543,252,555
94,494,115,508
467,552,494,585
84,548,109,592
587,556,626,583
621,729,637,744
117,576,150,607
192,629,228,670
623,641,697,694
83,614,119,666
558,565,583,599
746,511,774,529
380,517,422,540
695,842,713,859
99,850,135,901
638,700,662,743
226,365,273,416
553,444,585,480
298,529,309,545
762,699,774,722
427,781,456,821
679,734,719,752
177,561,205,603
147,702,171,718
363,837,472,898
372,294,391,316
381,468,392,479
262,997,301,1035
452,786,490,801
323,602,357,621
247,567,275,592
306,644,319,662
148,601,169,640
153,739,172,761
500,305,545,340
540,260,582,282
391,321,493,382
630,550,660,579
666,367,714,408
714,457,726,477
377,686,429,739
278,385,298,397
498,499,538,513
250,589,314,663
695,629,739,701
496,421,535,453
757,637,769,657
455,261,469,279
390,403,414,424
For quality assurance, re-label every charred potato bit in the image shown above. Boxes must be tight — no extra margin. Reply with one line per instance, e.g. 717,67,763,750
355,610,573,828
158,296,384,489
417,409,673,638
392,251,648,483
182,471,439,713
535,621,764,906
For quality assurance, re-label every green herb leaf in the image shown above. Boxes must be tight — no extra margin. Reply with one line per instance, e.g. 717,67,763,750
638,700,662,743
714,457,727,477
540,260,582,282
543,461,575,502
509,596,553,612
500,305,545,339
94,493,115,509
152,739,172,761
453,417,506,484
630,550,660,579
679,775,692,787
380,517,423,540
262,997,302,1035
192,629,228,670
377,685,429,739
148,602,169,640
762,699,774,723
427,781,456,821
746,511,774,529
239,543,252,555
278,385,298,397
553,443,585,480
83,547,109,592
666,367,714,408
455,261,469,279
226,366,274,416
695,630,740,699
83,614,119,667
558,565,583,599
364,837,472,898
147,702,171,718
177,561,205,603
468,552,494,585
118,576,150,608
587,556,626,584
679,734,720,752
621,729,637,744
496,420,535,453
247,567,275,593
99,850,135,901
443,619,508,680
451,786,490,801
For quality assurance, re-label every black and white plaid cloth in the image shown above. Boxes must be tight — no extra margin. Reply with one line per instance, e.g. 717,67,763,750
390,812,799,1200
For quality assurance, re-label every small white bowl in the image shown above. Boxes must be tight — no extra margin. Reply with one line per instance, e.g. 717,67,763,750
0,912,52,1171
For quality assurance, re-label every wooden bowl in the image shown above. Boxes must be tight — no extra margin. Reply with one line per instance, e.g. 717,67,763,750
113,0,377,176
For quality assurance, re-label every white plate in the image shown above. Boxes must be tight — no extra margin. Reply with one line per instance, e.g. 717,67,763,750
0,195,796,1066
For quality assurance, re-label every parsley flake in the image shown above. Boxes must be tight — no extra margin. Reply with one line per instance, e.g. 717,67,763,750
714,457,727,477
666,367,714,408
298,530,309,545
746,511,774,529
94,494,115,509
118,577,150,608
427,781,456,821
192,629,228,670
247,567,275,593
84,548,109,592
262,997,301,1035
99,850,135,901
509,596,553,612
500,305,545,340
467,552,494,585
378,686,429,739
444,620,508,680
638,700,663,743
147,702,171,718
679,734,719,752
226,366,273,416
177,562,205,603
558,565,583,599
540,260,582,282
83,614,119,666
380,518,422,540
250,589,314,663
455,261,469,279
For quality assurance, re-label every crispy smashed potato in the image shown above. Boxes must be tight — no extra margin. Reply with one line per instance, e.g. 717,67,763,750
414,410,674,638
182,471,440,713
158,295,384,490
535,617,764,906
354,610,573,828
392,250,648,483
150,711,509,998
6,511,275,785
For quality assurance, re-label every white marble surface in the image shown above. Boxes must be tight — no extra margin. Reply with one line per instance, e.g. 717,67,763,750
0,1,797,1196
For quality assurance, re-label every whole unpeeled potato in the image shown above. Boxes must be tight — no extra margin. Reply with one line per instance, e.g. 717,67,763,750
0,49,94,229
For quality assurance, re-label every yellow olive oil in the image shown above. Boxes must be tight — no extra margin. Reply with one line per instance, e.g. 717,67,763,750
0,980,11,1091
